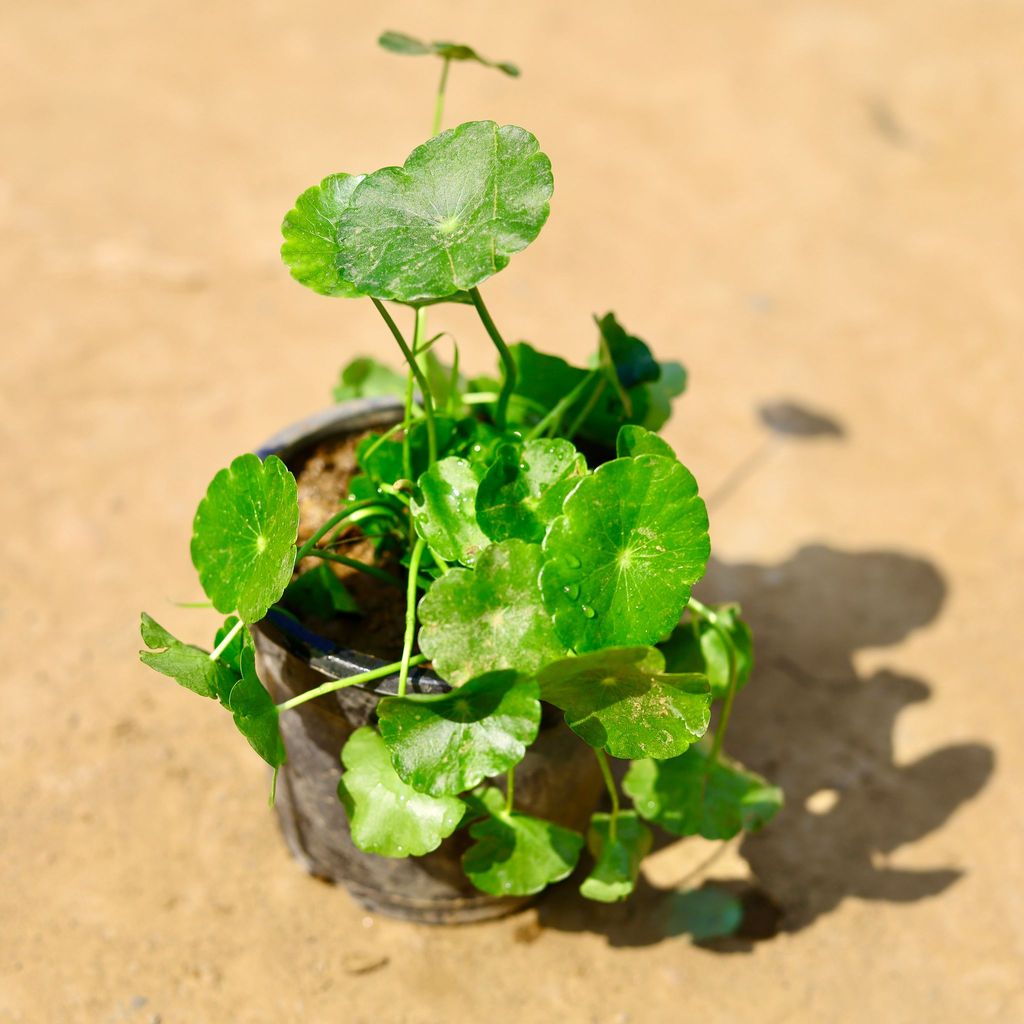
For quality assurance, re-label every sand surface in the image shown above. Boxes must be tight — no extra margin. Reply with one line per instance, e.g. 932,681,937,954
3,1,1022,1021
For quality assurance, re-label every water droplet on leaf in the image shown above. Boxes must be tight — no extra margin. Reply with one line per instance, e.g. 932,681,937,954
581,604,596,619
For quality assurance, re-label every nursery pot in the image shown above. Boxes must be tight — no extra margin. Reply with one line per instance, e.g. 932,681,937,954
251,398,605,925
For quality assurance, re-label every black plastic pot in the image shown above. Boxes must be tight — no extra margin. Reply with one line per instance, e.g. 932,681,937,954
252,398,605,924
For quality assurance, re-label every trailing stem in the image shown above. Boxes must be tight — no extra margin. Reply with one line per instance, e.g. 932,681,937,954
276,654,429,712
594,748,620,841
295,500,398,563
525,367,604,441
687,597,739,768
432,57,451,135
468,287,516,432
209,617,243,662
398,537,428,697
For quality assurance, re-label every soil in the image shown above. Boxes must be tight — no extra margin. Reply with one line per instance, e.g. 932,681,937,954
3,2,1023,1023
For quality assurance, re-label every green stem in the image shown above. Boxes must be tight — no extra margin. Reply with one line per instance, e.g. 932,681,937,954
688,597,739,767
564,377,607,441
372,299,437,465
594,748,620,841
432,57,451,135
525,367,604,441
505,766,515,814
295,501,397,563
469,287,516,432
302,549,405,589
398,537,427,697
209,617,243,662
276,654,428,712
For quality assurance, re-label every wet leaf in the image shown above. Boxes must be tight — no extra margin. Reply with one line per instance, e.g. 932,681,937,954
191,454,299,624
228,647,286,772
418,540,567,685
279,564,359,619
411,456,489,565
476,439,586,544
377,670,541,796
335,121,552,302
281,172,364,297
138,613,236,700
660,605,753,700
463,810,584,896
540,455,709,651
616,424,676,460
538,647,710,759
379,31,520,76
332,356,406,401
337,727,465,857
579,811,652,903
623,743,783,840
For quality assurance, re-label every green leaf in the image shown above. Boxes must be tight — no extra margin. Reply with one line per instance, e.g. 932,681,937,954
279,564,359,619
537,647,711,760
211,615,249,699
332,356,406,401
639,361,687,432
335,121,552,302
616,424,676,460
418,540,568,685
139,613,237,700
476,439,586,544
190,454,299,624
379,31,520,76
377,670,541,796
540,455,709,651
281,173,364,297
337,727,465,857
623,743,783,840
462,810,584,896
411,456,489,565
597,312,660,389
579,811,652,903
228,647,286,772
660,605,753,700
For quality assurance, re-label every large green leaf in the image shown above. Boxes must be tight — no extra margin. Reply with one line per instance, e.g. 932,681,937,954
191,454,299,624
332,356,406,401
335,121,553,302
228,647,286,773
462,809,584,896
280,172,364,297
579,811,652,903
537,647,711,760
379,31,520,76
377,670,540,796
660,604,753,700
138,613,237,700
411,456,489,565
476,439,586,544
623,743,783,840
540,454,709,651
337,727,465,857
418,539,567,685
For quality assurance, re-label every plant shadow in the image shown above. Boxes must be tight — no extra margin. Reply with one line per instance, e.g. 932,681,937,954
535,543,995,948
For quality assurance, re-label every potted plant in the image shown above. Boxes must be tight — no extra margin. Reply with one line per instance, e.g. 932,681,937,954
139,31,782,924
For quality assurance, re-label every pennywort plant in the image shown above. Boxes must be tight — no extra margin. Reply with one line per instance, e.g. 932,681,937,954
140,31,782,903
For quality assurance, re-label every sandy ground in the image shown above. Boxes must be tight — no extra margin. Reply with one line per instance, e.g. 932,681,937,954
3,1,1023,1021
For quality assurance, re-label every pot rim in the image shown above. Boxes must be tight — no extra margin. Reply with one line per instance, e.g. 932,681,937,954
253,396,449,697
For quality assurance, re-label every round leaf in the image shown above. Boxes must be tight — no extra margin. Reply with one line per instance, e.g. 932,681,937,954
337,727,465,857
191,454,299,624
540,454,710,651
418,539,568,685
476,439,586,543
623,744,783,840
537,647,711,760
579,811,652,903
228,648,286,772
411,456,489,565
616,424,676,460
462,810,584,896
281,173,365,297
335,121,553,302
377,670,541,796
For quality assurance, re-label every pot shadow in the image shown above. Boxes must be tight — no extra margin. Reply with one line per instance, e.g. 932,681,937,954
535,544,995,949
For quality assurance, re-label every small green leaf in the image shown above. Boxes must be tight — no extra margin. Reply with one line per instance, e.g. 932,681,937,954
537,647,711,760
379,31,520,76
579,811,652,903
623,743,783,840
616,424,677,460
540,455,709,651
476,439,586,543
377,670,541,796
190,454,299,624
411,456,489,565
597,312,660,389
337,727,465,857
211,615,250,699
660,605,753,700
281,173,364,297
462,810,584,896
418,540,568,685
639,361,687,432
139,613,236,700
228,648,286,772
335,121,552,302
333,356,406,401
279,564,359,619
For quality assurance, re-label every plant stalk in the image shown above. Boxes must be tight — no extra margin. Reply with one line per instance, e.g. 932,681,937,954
295,501,397,563
432,57,451,136
594,748,620,841
209,617,244,662
276,654,429,712
468,287,516,432
505,766,515,814
398,537,428,697
525,367,604,441
302,549,405,589
688,597,739,768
